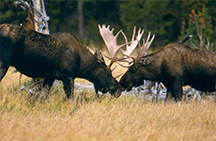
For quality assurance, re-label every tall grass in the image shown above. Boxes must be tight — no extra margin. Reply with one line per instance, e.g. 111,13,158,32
0,67,216,141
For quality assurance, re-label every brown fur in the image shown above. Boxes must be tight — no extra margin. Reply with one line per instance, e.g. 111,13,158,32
0,23,121,99
120,43,216,101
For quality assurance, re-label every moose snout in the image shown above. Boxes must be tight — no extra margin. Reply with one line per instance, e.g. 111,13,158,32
119,80,133,92
109,85,122,98
112,87,122,98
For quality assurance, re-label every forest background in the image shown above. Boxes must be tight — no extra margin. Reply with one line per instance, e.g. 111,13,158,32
1,0,216,50
1,2,216,140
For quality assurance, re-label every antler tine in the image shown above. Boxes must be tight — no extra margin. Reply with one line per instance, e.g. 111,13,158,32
137,32,155,59
137,27,145,41
145,32,155,50
132,26,136,41
121,26,144,57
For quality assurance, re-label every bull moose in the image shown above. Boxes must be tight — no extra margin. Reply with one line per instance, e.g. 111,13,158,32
0,23,121,99
98,25,216,102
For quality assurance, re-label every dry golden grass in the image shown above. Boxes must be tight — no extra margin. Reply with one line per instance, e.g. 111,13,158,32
1,67,216,141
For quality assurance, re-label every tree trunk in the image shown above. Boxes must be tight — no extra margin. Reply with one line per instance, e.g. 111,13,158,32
31,0,49,34
78,0,84,39
32,0,40,32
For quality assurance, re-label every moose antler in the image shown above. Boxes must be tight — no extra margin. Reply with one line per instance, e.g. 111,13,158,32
120,26,144,57
98,25,129,68
98,25,144,68
136,32,155,60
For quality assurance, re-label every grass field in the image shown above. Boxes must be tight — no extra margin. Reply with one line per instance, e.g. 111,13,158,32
0,67,216,141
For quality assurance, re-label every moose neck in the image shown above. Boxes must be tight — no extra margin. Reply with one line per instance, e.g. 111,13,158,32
139,49,165,81
75,44,99,83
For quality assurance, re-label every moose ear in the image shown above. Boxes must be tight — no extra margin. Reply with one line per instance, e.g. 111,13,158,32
94,50,105,63
138,56,152,66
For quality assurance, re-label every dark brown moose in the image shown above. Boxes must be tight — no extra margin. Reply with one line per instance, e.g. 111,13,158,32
99,25,216,102
0,23,121,99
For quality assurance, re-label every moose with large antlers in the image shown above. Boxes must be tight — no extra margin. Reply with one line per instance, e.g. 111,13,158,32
98,25,216,102
0,23,122,99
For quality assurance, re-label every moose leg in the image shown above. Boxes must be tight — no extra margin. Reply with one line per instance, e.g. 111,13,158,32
93,84,105,98
40,77,55,100
62,77,74,99
93,84,99,98
165,79,183,102
165,87,175,102
171,78,183,102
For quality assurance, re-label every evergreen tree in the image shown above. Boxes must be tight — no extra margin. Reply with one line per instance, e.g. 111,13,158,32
1,0,215,48
179,5,215,51
1,0,27,24
119,0,215,47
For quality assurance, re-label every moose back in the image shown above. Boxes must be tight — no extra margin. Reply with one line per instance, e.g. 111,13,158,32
0,23,121,99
